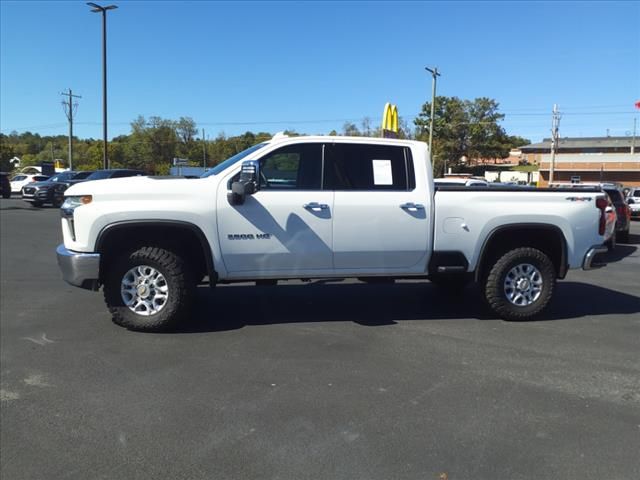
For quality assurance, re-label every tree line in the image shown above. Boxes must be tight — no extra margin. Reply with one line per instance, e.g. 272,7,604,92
1,97,531,175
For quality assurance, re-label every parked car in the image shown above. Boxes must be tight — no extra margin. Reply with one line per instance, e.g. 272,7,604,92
601,184,631,243
626,187,640,204
626,187,640,220
57,134,614,331
52,169,143,206
22,171,90,207
10,174,49,194
550,182,628,245
1,172,11,198
81,169,146,182
627,198,640,219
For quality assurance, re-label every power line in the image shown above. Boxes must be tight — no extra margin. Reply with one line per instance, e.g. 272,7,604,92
3,111,637,134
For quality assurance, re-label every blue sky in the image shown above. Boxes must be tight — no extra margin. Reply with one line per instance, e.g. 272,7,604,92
1,0,639,142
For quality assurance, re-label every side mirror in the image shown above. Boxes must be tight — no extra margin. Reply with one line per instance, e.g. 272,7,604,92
227,160,260,206
628,198,635,204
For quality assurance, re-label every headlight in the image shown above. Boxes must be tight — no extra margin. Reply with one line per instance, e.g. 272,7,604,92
61,195,92,209
61,195,92,218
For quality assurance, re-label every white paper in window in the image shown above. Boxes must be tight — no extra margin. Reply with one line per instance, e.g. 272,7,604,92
372,159,393,185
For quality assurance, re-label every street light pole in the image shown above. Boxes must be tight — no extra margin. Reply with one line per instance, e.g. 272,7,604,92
425,66,441,175
87,3,118,170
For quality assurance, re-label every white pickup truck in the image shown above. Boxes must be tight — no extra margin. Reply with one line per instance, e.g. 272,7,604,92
56,135,615,331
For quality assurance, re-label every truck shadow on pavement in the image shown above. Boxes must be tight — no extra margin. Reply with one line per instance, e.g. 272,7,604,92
176,281,640,333
618,231,640,245
601,244,637,263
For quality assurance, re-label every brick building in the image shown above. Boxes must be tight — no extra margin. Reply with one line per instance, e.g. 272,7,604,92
520,136,640,187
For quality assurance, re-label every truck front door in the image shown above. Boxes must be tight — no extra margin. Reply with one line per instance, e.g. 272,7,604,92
217,143,333,276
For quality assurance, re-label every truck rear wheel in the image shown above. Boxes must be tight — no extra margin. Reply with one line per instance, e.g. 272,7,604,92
483,247,555,321
104,246,195,331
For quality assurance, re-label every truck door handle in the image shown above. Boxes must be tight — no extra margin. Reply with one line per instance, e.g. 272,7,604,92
304,202,329,211
400,202,425,211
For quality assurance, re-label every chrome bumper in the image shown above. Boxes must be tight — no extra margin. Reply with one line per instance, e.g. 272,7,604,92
582,244,608,271
56,244,100,290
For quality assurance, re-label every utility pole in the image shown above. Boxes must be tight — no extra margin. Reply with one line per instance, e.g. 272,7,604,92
631,118,636,155
87,3,118,170
202,128,207,168
549,104,561,185
61,89,81,170
425,66,441,174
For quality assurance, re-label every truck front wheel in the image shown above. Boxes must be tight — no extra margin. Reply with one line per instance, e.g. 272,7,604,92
483,247,555,321
104,246,195,331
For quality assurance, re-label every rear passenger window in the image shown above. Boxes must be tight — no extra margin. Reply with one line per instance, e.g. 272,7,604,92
325,143,414,191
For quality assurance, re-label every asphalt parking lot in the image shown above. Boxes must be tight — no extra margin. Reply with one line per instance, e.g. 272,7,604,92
1,197,639,480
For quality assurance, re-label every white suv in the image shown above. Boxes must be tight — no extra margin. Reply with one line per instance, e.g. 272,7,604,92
10,174,49,194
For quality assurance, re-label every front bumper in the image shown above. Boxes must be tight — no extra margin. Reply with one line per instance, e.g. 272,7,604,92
56,244,100,290
23,188,52,201
582,244,608,271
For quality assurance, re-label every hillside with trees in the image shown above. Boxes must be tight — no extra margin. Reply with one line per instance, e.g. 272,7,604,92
1,98,531,175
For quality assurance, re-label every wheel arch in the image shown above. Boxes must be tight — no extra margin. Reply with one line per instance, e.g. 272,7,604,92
474,223,568,282
95,220,217,285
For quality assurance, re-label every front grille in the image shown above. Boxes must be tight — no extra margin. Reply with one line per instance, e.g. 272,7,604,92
23,187,36,195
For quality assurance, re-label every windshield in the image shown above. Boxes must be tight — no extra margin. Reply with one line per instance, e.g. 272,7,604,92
48,171,76,182
11,175,27,181
86,170,115,180
72,171,93,180
201,143,268,177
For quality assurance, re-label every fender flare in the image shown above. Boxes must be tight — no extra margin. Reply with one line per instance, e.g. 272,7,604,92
474,223,568,281
95,220,217,282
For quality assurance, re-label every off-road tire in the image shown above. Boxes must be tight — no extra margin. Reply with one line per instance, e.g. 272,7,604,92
483,247,555,321
52,196,63,208
104,246,195,332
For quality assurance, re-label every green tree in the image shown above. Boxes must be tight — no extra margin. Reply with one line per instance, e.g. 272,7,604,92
414,96,529,175
342,122,360,136
0,134,16,172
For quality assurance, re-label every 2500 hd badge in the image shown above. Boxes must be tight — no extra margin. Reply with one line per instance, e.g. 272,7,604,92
227,233,272,240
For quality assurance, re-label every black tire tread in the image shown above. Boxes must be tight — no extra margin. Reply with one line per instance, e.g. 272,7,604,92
104,246,194,332
484,247,555,321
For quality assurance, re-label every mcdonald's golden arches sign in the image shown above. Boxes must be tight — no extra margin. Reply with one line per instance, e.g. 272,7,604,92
382,103,398,138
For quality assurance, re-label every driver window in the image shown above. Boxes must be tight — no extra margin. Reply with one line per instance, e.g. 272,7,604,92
259,144,323,190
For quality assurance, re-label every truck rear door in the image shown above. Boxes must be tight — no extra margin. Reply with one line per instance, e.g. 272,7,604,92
326,143,431,273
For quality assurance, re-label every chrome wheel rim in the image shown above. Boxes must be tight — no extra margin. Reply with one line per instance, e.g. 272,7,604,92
121,265,169,316
503,263,543,307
